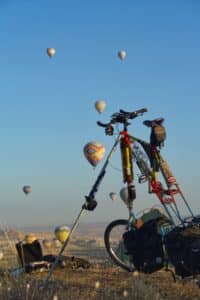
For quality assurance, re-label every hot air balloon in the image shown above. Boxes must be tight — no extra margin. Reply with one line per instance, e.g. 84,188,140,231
47,47,56,58
0,252,3,260
22,186,32,195
109,192,117,201
119,187,129,205
25,233,37,244
83,141,105,167
118,50,126,60
53,238,61,247
94,100,106,113
42,239,52,249
55,225,70,243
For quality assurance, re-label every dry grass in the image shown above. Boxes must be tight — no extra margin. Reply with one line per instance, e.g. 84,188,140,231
0,229,199,299
0,264,199,300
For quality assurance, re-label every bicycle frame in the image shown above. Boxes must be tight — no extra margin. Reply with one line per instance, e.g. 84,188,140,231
130,134,194,225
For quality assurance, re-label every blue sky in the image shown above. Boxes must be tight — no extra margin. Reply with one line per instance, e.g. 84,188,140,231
0,0,199,227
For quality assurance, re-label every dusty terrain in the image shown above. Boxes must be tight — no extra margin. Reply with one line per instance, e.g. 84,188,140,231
0,224,199,299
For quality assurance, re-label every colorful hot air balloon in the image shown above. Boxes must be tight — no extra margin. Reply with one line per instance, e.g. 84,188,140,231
119,187,129,205
47,47,56,58
109,192,117,201
55,225,70,243
83,142,105,167
42,239,52,249
94,100,106,113
23,186,32,195
118,50,126,60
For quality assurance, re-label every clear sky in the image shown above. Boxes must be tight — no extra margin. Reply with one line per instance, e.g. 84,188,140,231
0,0,199,228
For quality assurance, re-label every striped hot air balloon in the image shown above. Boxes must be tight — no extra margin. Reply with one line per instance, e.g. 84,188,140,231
83,141,105,167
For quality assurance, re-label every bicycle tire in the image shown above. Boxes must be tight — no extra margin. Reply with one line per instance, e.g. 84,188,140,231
104,219,135,272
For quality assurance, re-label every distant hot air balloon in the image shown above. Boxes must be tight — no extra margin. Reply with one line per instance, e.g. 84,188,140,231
119,187,129,205
53,238,61,247
42,239,52,249
94,100,106,113
47,47,56,58
118,50,126,60
109,192,117,201
0,252,3,260
55,225,70,243
25,233,37,244
23,186,32,195
83,142,105,167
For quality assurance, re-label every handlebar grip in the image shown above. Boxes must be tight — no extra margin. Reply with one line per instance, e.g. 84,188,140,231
138,108,148,114
97,121,108,128
130,108,148,118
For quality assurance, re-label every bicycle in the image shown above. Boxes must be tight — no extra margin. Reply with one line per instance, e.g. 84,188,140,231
43,107,199,287
96,110,197,276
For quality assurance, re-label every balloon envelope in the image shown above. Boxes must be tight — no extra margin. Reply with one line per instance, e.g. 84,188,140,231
83,141,105,167
55,225,70,243
25,233,37,244
23,186,32,195
119,187,129,205
109,192,117,201
94,100,106,113
47,47,56,58
53,238,61,247
118,50,126,60
42,239,52,249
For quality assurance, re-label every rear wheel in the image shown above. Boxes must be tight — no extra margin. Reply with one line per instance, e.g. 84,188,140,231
104,219,135,272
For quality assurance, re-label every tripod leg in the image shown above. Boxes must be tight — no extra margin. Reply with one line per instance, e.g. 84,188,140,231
41,208,85,288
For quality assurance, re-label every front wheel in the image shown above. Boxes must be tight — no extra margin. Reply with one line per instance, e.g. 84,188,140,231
104,219,135,272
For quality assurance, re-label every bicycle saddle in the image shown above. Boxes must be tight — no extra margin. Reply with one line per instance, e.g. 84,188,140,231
143,118,164,128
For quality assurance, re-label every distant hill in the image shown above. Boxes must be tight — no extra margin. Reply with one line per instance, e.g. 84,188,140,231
18,222,108,238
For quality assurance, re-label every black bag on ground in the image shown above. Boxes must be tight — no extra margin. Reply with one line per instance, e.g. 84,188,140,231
164,222,200,277
123,220,164,273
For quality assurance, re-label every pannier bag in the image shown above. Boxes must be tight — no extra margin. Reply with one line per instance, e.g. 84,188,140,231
165,218,200,277
150,124,166,148
123,209,171,273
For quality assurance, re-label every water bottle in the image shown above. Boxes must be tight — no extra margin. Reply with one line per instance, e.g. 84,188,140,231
132,143,152,182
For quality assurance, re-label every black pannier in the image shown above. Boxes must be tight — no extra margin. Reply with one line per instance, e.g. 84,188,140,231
164,221,200,277
123,220,164,273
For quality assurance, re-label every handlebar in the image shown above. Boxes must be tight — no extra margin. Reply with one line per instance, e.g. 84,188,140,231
119,108,148,119
97,108,148,128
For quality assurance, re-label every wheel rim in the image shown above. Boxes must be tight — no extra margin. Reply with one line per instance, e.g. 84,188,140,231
104,219,135,272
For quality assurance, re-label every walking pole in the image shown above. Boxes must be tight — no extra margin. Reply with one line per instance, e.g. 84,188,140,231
41,135,121,288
